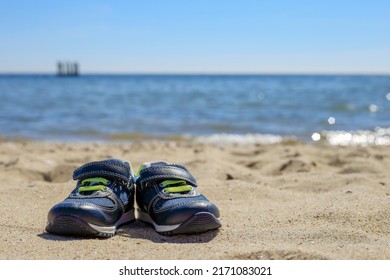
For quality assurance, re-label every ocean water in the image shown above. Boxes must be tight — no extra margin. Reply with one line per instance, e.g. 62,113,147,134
0,74,389,145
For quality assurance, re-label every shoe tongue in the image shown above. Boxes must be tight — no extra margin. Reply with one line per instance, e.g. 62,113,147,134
140,161,169,169
138,162,191,192
137,161,171,176
103,158,127,165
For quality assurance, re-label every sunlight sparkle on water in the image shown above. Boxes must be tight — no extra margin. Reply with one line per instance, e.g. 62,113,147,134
369,104,378,112
328,117,336,125
311,132,321,141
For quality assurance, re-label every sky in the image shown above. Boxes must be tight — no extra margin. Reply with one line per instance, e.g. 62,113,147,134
0,0,390,74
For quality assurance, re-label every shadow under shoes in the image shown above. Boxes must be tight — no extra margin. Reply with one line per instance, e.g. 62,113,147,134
135,162,221,235
45,159,135,237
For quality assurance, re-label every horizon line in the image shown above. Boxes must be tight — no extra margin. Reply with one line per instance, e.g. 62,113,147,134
1,71,390,76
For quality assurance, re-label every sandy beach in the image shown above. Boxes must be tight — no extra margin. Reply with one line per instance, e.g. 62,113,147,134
0,138,389,260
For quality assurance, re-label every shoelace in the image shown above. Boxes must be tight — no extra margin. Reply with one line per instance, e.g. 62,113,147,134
161,180,192,193
78,177,108,193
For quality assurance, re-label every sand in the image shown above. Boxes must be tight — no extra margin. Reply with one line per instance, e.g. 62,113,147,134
0,138,389,260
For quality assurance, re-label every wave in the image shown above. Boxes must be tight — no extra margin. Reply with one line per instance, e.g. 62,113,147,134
5,128,389,147
192,127,390,146
193,133,288,145
319,127,390,146
106,129,390,146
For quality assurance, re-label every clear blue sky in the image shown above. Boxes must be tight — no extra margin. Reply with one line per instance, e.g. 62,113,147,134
1,0,389,73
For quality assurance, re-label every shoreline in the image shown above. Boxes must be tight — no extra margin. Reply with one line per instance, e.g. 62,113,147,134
1,139,389,259
1,126,390,147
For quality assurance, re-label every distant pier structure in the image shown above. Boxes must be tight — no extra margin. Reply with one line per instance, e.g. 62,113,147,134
57,61,79,76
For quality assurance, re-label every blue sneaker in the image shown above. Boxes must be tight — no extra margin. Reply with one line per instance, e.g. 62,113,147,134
135,162,221,235
46,159,135,237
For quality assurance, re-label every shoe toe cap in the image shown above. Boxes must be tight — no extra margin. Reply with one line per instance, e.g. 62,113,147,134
47,200,116,226
156,200,220,225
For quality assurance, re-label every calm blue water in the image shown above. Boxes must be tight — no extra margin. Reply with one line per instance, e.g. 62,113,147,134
0,74,389,144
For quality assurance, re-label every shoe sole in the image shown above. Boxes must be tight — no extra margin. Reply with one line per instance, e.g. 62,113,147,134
137,209,221,236
45,209,135,238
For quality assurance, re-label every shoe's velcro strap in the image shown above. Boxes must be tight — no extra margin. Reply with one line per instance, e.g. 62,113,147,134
138,165,197,187
73,160,130,183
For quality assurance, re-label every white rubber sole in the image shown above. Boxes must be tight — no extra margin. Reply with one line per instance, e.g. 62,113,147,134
77,209,135,235
136,208,222,235
46,209,136,237
88,209,135,235
136,208,181,232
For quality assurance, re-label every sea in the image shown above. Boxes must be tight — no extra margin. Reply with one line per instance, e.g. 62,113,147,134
0,74,389,146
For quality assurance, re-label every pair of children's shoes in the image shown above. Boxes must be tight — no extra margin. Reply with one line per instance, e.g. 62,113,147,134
45,159,221,237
